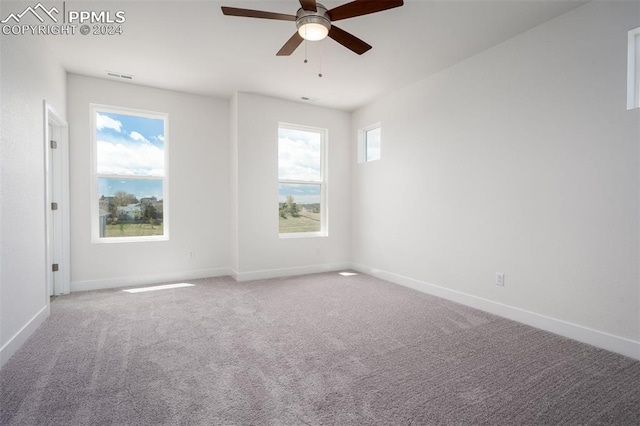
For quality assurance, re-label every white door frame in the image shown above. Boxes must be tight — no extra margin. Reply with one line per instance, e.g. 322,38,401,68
44,101,70,296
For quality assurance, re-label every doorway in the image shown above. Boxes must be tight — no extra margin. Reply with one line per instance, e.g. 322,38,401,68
44,102,70,296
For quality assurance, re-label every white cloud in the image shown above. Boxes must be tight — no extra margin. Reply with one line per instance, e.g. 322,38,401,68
278,133,321,181
130,131,148,143
157,135,165,141
96,113,122,132
97,140,164,176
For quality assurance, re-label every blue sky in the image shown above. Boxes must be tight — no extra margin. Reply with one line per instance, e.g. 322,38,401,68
96,111,165,177
96,111,165,199
278,126,322,205
278,183,320,205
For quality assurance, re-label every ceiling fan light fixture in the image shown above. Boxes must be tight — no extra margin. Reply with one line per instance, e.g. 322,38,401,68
296,4,331,41
297,17,330,41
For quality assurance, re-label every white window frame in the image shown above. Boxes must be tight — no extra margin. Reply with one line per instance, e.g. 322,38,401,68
278,122,328,238
627,26,640,110
358,123,382,163
90,104,169,243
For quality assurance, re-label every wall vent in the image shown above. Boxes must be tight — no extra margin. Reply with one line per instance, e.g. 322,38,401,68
106,71,134,80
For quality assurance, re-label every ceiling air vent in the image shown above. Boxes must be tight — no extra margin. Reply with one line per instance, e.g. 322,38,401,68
106,71,134,80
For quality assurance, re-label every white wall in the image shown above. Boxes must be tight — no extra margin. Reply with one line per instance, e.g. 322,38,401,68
351,1,640,357
67,75,230,291
0,35,67,367
232,93,351,280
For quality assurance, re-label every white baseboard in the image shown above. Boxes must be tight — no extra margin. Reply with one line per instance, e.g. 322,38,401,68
0,304,50,369
351,263,640,361
233,262,352,282
71,268,233,292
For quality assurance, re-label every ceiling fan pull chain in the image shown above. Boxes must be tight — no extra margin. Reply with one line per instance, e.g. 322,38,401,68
304,37,308,64
318,40,324,77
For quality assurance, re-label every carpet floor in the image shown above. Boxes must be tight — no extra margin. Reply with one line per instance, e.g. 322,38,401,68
1,272,639,425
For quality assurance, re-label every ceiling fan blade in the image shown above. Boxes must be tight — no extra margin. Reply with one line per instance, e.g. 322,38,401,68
299,0,317,12
221,6,296,21
328,0,403,21
328,25,372,55
277,32,304,56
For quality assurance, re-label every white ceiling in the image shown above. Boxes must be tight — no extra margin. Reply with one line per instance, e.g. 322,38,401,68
42,0,587,111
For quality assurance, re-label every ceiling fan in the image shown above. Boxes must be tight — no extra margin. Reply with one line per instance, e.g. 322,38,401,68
221,0,404,56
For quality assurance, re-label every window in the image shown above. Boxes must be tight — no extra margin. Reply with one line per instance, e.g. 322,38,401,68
278,123,327,237
628,27,640,109
91,105,168,242
359,123,381,163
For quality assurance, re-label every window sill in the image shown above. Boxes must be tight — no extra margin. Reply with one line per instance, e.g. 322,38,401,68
279,232,328,239
92,235,169,244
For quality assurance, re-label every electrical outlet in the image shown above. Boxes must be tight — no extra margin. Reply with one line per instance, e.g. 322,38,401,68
188,250,196,260
496,272,505,287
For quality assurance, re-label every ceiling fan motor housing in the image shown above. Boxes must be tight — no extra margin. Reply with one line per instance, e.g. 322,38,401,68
296,3,331,40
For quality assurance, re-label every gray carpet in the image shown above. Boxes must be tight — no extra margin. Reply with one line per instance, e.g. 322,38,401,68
1,272,639,425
